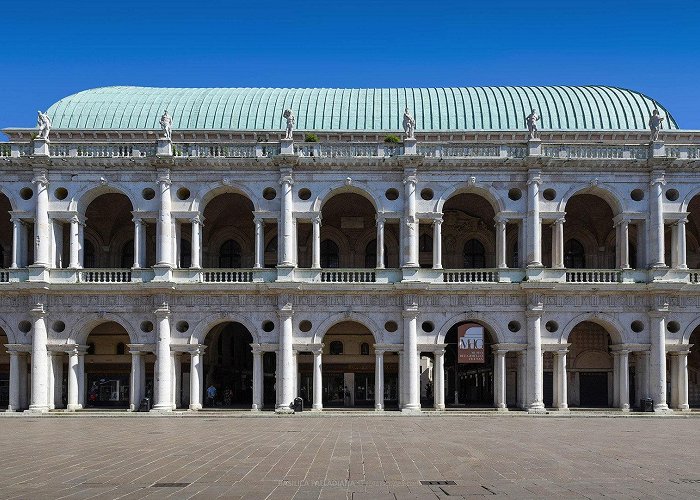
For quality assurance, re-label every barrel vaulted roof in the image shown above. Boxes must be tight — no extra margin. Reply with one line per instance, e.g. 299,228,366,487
45,86,678,132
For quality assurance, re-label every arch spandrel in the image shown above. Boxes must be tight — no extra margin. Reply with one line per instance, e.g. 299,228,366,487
435,184,505,215
71,184,137,214
559,313,625,345
313,183,380,213
311,313,384,345
557,184,625,216
189,314,261,345
71,314,140,345
435,312,505,345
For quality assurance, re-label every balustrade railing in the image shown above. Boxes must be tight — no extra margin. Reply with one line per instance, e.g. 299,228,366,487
79,269,132,283
667,146,700,160
202,269,254,283
173,143,259,158
690,271,700,283
0,270,9,283
320,269,376,283
565,269,621,283
442,269,499,283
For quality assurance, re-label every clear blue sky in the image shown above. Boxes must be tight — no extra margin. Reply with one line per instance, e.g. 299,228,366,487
2,0,699,132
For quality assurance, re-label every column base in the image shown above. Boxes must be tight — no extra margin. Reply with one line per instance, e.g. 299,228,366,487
401,406,422,413
433,404,445,411
527,403,547,414
189,404,202,411
678,406,691,412
311,407,323,412
653,403,672,413
25,406,49,413
620,407,631,413
5,407,20,412
556,406,569,412
275,407,294,414
66,404,83,411
496,406,509,412
374,407,384,412
150,405,173,413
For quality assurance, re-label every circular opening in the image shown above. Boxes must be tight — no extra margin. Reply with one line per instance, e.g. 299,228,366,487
299,320,312,332
384,321,398,332
142,188,156,200
508,321,521,332
665,188,679,201
18,320,31,333
667,321,680,333
421,321,434,332
631,320,644,333
176,321,189,333
176,187,190,200
140,321,154,333
630,189,645,201
54,187,68,200
508,188,522,201
545,320,558,333
262,187,277,200
298,188,312,200
19,187,33,200
262,320,275,332
385,188,399,201
542,188,556,201
420,188,434,201
52,320,65,333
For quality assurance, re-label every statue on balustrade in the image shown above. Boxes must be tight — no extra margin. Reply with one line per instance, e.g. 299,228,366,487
403,107,416,139
36,111,52,140
526,109,540,140
283,109,295,139
160,110,173,140
649,109,664,142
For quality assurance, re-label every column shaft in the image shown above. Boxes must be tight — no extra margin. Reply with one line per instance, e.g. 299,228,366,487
495,219,507,269
33,174,50,266
52,353,63,409
434,350,445,410
619,350,629,410
526,172,542,266
556,351,568,409
190,348,203,410
29,308,49,411
252,348,263,410
676,352,690,410
313,349,323,410
526,307,544,411
152,309,172,411
649,176,665,267
67,349,81,410
494,351,507,409
11,219,22,269
404,171,418,267
156,174,173,266
69,217,82,268
433,219,442,269
620,220,630,269
254,218,264,269
403,309,420,410
129,352,142,410
649,312,669,411
376,217,385,269
279,170,295,266
677,219,688,269
374,351,384,410
7,352,22,411
191,217,202,269
312,215,321,269
276,308,294,412
553,218,565,268
133,218,144,268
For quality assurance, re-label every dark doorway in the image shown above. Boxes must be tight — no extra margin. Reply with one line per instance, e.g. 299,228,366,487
579,372,608,407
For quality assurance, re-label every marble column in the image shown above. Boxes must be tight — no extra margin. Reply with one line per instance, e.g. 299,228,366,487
618,349,630,410
635,351,650,402
619,219,630,269
189,345,205,410
276,306,294,412
152,305,172,411
312,345,323,411
129,350,143,411
495,216,507,269
311,214,322,269
374,350,384,411
397,351,404,409
171,351,182,409
552,216,565,269
19,354,28,409
10,216,23,269
28,304,49,412
649,174,666,267
251,345,263,411
68,216,83,268
526,304,545,412
46,350,55,410
493,348,507,410
52,352,63,409
403,170,419,268
279,168,295,266
156,172,173,266
190,216,202,269
132,216,145,268
254,216,265,269
6,350,23,411
649,308,669,411
33,172,50,266
672,350,690,411
402,307,420,411
376,215,385,269
67,346,82,411
432,217,443,270
555,349,568,410
434,348,445,410
612,351,621,408
526,171,542,267
676,218,688,270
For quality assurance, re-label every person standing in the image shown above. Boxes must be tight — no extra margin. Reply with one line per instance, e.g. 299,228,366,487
206,384,217,408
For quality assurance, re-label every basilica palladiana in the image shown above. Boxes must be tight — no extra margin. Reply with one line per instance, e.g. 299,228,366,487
0,86,697,414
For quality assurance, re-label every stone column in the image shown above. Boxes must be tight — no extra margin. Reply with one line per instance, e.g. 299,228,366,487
376,215,385,269
279,168,295,267
555,349,568,410
403,170,419,268
276,305,294,413
612,351,621,407
46,349,55,410
68,215,83,268
397,351,404,408
312,345,323,411
672,350,690,411
649,307,669,411
526,303,545,412
156,172,173,266
253,216,265,269
618,349,630,410
132,216,145,268
52,352,63,409
152,304,172,411
10,217,23,269
129,350,142,411
433,217,443,270
19,353,28,409
374,349,384,410
526,171,542,267
619,219,630,269
402,306,420,411
311,214,322,269
552,216,565,269
649,174,666,268
52,220,64,268
636,351,650,402
67,346,82,411
190,216,202,269
6,349,25,411
495,216,507,269
171,351,182,409
28,304,49,412
493,348,507,410
434,348,445,410
676,218,688,270
250,345,263,411
292,351,298,399
32,172,50,266
517,350,527,409
189,345,205,410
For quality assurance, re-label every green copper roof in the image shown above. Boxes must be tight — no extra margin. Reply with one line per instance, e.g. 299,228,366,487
46,86,679,132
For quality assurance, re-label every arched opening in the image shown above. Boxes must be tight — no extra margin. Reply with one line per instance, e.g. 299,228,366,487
202,193,257,269
84,194,145,268
689,327,700,407
85,322,135,408
443,321,500,407
0,194,13,268
320,239,340,268
565,321,616,407
203,322,254,408
0,329,8,408
563,194,617,269
686,195,700,269
442,193,505,269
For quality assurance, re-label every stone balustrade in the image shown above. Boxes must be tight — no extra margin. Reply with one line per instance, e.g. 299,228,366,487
79,268,133,283
442,269,499,283
565,269,622,283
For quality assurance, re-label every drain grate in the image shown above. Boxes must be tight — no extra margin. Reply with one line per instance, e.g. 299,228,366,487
151,483,190,488
420,480,457,486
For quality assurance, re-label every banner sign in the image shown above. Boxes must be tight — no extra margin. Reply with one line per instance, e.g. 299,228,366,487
458,323,485,363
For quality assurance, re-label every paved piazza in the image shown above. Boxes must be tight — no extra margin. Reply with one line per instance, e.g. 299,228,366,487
0,415,698,499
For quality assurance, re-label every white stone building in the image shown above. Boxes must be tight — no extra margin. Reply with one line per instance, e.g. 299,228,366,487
0,86,698,413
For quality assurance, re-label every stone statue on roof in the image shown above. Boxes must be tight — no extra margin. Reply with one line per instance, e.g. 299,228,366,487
403,107,416,139
526,109,540,140
36,111,52,140
649,109,664,142
282,109,295,140
160,110,173,141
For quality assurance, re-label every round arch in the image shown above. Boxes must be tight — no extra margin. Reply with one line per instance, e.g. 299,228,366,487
70,184,137,214
681,318,700,344
680,188,700,212
189,314,261,345
0,186,17,212
557,184,625,215
0,316,19,344
435,312,505,344
435,183,505,214
312,183,380,212
559,312,625,345
311,312,383,344
71,313,139,345
191,182,260,213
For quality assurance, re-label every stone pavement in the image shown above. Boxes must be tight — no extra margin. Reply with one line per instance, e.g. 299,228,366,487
0,415,698,499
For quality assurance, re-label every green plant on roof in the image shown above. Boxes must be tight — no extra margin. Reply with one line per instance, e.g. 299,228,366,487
304,133,319,143
384,134,401,144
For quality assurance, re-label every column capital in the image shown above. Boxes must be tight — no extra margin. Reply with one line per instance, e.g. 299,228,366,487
30,303,47,318
526,175,542,186
154,303,170,318
191,214,204,226
65,344,89,355
311,213,322,225
277,306,294,319
403,174,417,186
250,343,264,355
648,303,669,318
157,177,172,187
526,302,543,317
32,172,49,187
650,175,666,187
4,343,31,354
402,306,419,319
279,169,294,186
309,344,324,356
494,214,508,225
